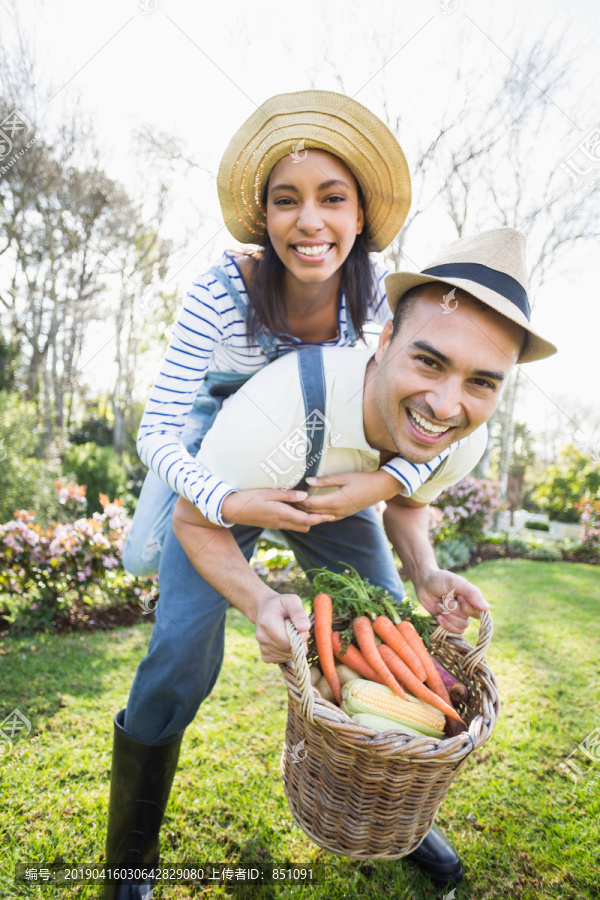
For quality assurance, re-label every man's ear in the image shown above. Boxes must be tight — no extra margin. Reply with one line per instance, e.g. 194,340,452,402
375,319,394,362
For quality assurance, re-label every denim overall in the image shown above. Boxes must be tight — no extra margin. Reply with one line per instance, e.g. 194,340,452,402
123,267,404,741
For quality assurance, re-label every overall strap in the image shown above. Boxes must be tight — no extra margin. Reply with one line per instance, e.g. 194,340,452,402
207,264,281,361
295,346,328,491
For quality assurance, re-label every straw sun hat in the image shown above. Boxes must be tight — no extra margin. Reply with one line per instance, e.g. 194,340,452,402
384,227,558,363
217,90,411,252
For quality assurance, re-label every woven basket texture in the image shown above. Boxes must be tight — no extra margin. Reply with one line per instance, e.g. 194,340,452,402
279,610,499,859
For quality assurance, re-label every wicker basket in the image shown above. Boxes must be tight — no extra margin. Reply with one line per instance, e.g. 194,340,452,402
279,610,500,859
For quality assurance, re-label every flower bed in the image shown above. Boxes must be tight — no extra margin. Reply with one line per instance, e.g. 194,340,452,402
0,484,156,633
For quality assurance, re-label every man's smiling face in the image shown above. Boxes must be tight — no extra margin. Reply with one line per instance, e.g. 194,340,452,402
368,283,525,462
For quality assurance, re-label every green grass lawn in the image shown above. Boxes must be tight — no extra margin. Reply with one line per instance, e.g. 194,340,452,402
1,560,599,899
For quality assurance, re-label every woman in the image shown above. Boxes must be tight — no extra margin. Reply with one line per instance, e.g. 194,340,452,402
105,91,455,900
123,91,451,578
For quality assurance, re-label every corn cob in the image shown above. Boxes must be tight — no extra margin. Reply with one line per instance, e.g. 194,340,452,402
350,713,426,737
342,679,445,738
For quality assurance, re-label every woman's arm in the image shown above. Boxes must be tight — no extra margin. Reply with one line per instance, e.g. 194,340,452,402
136,268,235,525
172,497,311,662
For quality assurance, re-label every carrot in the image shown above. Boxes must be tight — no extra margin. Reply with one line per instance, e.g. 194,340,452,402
352,616,406,699
377,643,466,735
372,615,427,681
397,620,453,707
313,593,342,704
331,632,386,686
378,643,433,701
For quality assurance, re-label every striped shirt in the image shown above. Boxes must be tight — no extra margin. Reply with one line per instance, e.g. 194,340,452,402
136,252,456,524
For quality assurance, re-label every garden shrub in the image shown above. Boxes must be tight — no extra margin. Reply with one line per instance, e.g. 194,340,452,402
0,485,156,634
123,455,148,501
431,476,502,544
428,477,501,568
69,413,113,447
505,538,530,555
527,545,562,561
434,537,474,570
62,443,136,515
0,392,63,525
560,541,600,564
525,521,550,532
576,496,600,548
531,446,600,523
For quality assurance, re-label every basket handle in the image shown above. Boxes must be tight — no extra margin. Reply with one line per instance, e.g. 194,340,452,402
285,618,315,724
431,608,494,678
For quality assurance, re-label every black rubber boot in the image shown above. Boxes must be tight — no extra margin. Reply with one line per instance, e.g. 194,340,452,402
405,823,464,885
103,710,184,899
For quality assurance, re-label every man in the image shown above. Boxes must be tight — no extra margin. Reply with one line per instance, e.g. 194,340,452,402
106,227,557,893
169,227,557,883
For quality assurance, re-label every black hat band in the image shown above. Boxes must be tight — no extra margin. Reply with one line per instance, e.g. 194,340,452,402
421,262,530,320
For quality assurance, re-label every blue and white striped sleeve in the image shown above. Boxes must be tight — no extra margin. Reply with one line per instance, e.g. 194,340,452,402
135,273,238,526
381,444,459,497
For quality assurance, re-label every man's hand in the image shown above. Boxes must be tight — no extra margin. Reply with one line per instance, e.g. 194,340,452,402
295,470,401,520
221,488,335,532
413,567,491,634
254,590,311,663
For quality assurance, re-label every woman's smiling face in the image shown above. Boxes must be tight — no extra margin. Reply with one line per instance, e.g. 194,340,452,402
265,149,364,285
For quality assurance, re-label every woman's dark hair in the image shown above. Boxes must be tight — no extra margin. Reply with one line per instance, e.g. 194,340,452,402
244,181,376,345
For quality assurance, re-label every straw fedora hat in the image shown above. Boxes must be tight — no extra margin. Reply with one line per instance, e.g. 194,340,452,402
217,90,411,252
384,227,557,363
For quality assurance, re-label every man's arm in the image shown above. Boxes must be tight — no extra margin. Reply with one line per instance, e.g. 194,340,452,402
172,497,311,663
383,494,490,634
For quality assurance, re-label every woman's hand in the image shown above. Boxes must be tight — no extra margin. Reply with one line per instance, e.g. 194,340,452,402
221,488,335,531
294,470,401,520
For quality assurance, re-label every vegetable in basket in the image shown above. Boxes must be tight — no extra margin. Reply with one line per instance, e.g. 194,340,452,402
377,643,466,736
432,658,470,705
372,615,426,681
331,632,385,684
397,620,453,707
309,564,436,650
313,592,341,704
350,713,428,737
342,679,445,739
315,664,363,703
308,564,467,734
352,616,407,699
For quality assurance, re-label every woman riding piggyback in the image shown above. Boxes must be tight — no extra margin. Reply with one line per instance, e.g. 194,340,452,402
123,90,424,577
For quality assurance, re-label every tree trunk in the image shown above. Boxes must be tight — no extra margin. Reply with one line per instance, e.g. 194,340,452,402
497,368,521,499
506,465,526,526
113,405,125,455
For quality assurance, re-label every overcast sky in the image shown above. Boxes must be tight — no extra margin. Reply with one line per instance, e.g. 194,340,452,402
4,0,600,451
